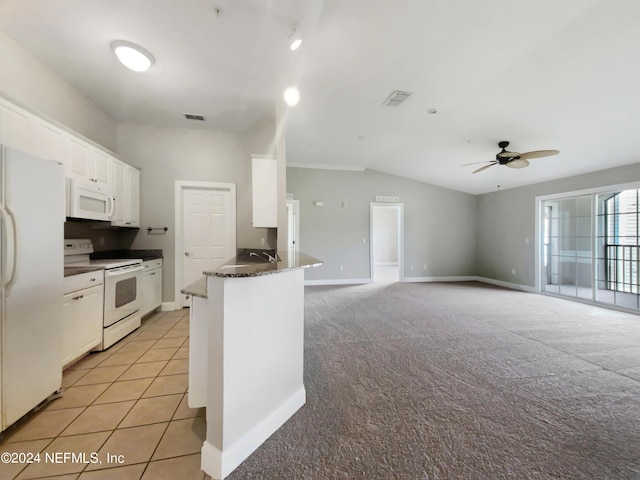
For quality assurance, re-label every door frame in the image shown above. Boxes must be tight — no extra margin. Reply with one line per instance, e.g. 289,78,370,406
286,199,300,251
370,202,404,283
174,181,236,309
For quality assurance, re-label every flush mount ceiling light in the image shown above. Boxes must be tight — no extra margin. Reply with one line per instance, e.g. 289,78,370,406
288,21,302,51
283,87,300,106
111,41,154,72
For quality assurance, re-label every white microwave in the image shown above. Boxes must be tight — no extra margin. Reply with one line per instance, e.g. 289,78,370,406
65,177,114,221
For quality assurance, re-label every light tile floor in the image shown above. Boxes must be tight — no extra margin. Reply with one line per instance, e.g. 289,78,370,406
0,309,211,480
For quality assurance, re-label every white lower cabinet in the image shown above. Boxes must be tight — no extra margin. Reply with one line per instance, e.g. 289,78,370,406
63,271,104,367
141,259,162,317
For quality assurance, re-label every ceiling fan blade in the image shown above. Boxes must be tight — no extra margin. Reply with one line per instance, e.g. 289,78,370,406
496,150,521,159
462,160,495,166
506,159,529,169
473,163,497,174
518,149,559,160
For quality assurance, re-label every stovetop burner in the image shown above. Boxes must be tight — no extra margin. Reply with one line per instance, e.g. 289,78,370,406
64,239,142,269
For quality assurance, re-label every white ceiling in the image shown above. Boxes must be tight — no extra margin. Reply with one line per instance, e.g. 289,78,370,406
1,0,639,194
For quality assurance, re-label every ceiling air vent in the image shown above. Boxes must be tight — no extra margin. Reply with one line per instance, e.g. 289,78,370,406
184,113,206,121
382,90,413,106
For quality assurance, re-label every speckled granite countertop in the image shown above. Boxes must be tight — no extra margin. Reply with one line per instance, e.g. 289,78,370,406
90,249,163,261
182,277,208,299
204,251,322,278
64,266,104,277
181,251,322,299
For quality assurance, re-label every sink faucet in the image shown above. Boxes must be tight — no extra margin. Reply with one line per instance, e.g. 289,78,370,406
249,251,274,263
248,251,277,263
262,251,277,263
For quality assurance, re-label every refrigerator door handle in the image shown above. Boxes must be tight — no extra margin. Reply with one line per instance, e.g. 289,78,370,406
5,206,18,290
0,202,16,288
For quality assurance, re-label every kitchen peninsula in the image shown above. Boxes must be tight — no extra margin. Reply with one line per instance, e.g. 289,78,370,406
182,250,322,480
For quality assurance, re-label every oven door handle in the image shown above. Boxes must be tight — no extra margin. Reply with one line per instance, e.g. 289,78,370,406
104,265,144,277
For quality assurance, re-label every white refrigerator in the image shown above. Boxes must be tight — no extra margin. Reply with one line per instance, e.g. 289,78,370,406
1,145,64,432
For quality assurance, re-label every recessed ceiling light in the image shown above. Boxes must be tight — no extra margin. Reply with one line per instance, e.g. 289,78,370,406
290,38,302,51
111,41,154,72
283,87,300,106
288,21,302,51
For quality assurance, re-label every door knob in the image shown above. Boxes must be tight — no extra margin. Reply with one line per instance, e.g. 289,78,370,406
185,252,192,257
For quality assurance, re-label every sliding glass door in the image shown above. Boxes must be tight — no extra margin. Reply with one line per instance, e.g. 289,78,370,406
541,195,592,300
541,187,640,311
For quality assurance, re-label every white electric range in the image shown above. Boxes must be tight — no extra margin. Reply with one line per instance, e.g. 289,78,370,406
64,239,144,349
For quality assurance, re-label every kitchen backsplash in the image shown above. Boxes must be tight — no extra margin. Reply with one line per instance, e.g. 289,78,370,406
64,220,138,251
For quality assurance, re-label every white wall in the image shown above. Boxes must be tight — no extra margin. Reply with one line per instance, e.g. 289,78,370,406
0,30,117,150
287,167,477,282
117,116,277,302
476,162,640,287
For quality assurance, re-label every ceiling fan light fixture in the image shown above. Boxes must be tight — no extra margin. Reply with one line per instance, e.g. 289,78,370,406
111,40,154,72
468,140,559,174
507,159,529,169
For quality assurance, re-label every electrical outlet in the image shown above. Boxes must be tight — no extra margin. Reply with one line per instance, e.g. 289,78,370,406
410,265,414,270
99,237,105,246
339,265,344,272
260,238,265,246
512,269,516,275
423,265,427,270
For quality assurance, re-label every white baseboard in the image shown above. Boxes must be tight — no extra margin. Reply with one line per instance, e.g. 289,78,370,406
401,275,478,283
304,275,537,293
374,262,398,266
474,276,537,293
201,387,306,480
305,278,372,286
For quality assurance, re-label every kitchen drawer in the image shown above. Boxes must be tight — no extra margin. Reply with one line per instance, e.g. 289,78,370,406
64,270,104,294
143,259,162,270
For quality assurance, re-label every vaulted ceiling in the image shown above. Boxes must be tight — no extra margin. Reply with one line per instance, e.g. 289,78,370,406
1,0,639,194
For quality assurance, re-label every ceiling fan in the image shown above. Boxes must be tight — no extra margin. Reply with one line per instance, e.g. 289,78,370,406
466,141,559,174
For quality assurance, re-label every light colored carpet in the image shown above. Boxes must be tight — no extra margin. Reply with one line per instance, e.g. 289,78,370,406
229,281,640,479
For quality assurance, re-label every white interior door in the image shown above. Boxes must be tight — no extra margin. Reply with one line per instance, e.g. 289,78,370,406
177,182,236,307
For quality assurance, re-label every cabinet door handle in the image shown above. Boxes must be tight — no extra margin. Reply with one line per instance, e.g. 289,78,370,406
90,278,96,282
185,252,192,257
72,294,84,301
150,272,156,275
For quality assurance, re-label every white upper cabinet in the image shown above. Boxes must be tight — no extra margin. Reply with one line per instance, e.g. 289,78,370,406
111,158,140,228
251,154,278,228
0,96,141,225
31,118,66,164
92,148,112,187
67,136,91,178
128,166,140,226
67,136,112,190
0,97,31,152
